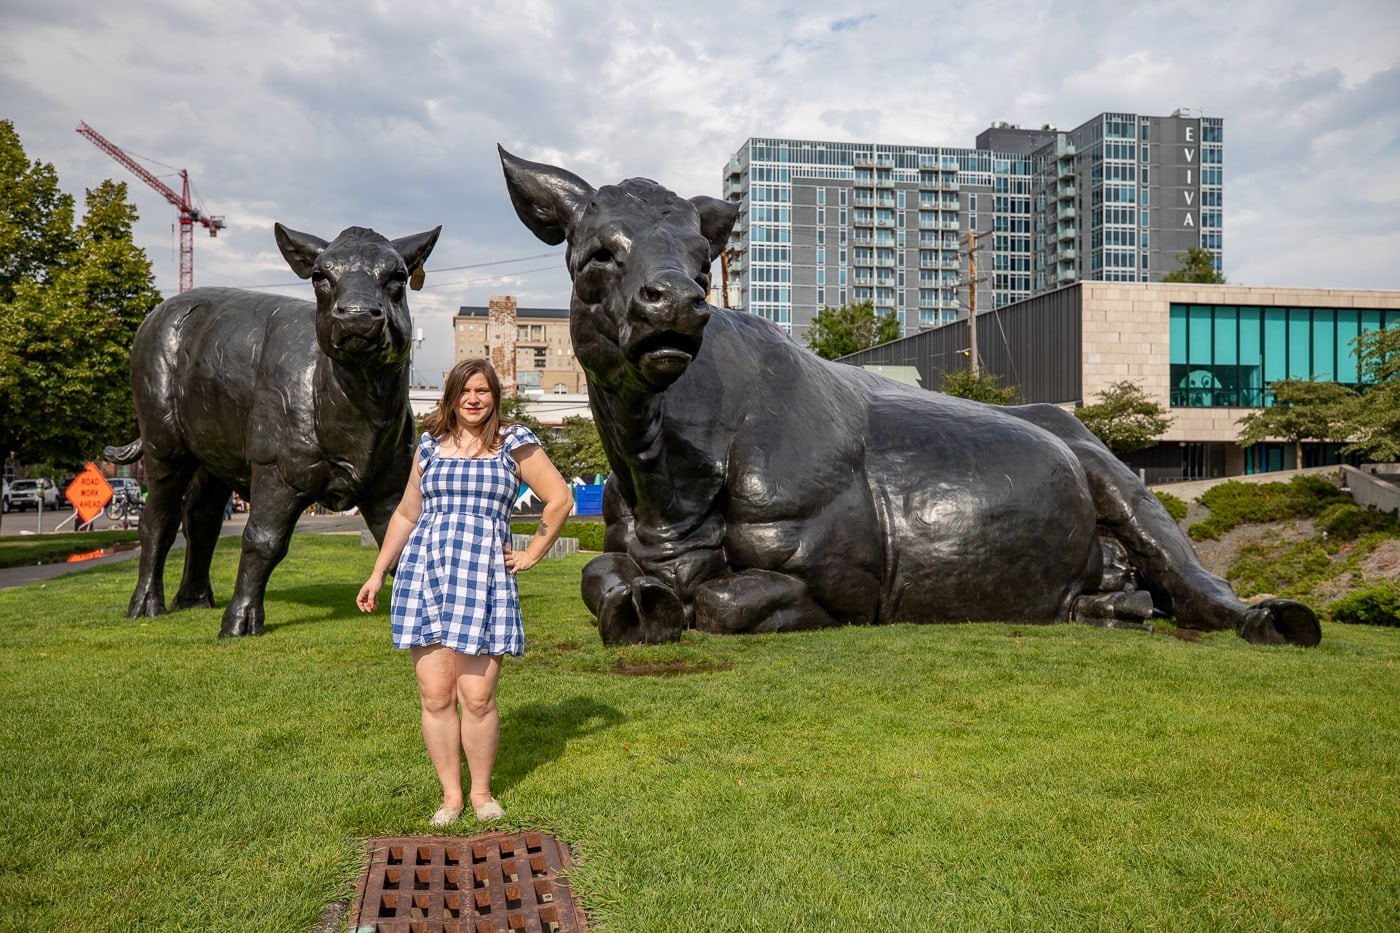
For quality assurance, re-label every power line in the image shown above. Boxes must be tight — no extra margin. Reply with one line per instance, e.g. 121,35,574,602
236,251,563,291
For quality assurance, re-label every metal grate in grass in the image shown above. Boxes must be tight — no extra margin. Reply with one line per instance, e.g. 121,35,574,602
350,831,588,932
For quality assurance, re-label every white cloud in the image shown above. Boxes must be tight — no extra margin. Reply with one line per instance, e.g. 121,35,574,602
3,0,1398,383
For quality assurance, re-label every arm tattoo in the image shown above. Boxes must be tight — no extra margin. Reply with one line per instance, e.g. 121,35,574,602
534,521,549,537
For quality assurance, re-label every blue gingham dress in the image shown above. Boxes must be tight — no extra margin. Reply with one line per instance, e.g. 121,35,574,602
389,426,541,656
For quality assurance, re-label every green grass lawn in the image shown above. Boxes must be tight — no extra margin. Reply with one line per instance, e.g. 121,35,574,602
0,534,1396,931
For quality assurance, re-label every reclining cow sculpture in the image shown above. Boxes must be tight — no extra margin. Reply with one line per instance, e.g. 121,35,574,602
105,223,440,637
499,147,1321,648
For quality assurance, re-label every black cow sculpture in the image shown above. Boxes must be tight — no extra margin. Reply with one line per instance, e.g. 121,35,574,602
105,223,440,637
499,147,1321,648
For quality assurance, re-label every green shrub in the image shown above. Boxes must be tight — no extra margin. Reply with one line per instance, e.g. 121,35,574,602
1315,501,1400,541
1189,475,1350,541
1328,583,1400,627
513,519,606,551
1154,490,1188,523
1227,535,1335,599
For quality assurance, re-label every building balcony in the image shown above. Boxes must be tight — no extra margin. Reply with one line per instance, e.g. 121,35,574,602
1056,225,1075,241
874,258,896,268
1055,247,1076,261
875,217,895,228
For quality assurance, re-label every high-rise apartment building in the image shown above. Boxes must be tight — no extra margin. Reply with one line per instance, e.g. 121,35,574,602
722,109,1223,342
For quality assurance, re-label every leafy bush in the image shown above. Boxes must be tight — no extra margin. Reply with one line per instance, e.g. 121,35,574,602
1315,501,1400,541
1328,583,1400,627
513,519,605,551
1227,535,1335,599
1189,474,1349,540
1154,490,1188,523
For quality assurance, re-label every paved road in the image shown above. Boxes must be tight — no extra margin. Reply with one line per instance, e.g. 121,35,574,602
0,511,371,591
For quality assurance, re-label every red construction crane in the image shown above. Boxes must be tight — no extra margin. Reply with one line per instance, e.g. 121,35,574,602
76,120,226,293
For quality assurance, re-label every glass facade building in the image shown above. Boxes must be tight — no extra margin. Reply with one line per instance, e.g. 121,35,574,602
724,109,1223,345
1170,304,1400,408
837,281,1400,480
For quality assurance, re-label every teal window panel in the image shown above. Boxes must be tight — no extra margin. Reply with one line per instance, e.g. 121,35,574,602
1312,310,1337,381
1263,309,1288,382
1336,309,1360,383
1288,308,1312,379
1188,305,1213,365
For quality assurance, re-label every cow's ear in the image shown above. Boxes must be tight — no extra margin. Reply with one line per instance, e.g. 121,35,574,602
275,223,329,279
690,196,739,261
499,145,594,246
392,226,442,291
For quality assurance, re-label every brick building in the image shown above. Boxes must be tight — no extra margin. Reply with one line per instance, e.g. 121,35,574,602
452,296,588,395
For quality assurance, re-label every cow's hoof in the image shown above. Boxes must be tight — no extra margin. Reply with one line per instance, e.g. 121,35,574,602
126,591,166,619
596,578,685,645
172,587,216,610
632,576,684,644
598,586,643,645
1239,598,1321,647
219,606,266,638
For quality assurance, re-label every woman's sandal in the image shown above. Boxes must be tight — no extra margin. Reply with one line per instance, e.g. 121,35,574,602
429,805,464,828
473,798,505,822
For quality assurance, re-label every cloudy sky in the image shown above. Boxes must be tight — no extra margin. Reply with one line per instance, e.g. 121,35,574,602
4,0,1397,385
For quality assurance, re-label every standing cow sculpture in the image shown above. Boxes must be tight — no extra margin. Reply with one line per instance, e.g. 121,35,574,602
499,146,1321,648
105,223,440,637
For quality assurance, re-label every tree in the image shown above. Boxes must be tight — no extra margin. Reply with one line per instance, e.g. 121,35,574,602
500,400,608,483
1161,246,1226,284
1075,381,1174,455
805,300,901,360
1343,328,1400,461
550,415,608,482
1236,377,1359,466
0,120,75,303
0,180,163,472
939,369,1019,405
500,396,550,441
0,125,163,504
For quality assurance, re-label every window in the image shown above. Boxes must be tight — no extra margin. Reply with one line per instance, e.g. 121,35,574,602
1169,303,1400,407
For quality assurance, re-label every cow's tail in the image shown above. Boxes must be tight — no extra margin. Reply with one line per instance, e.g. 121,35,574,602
103,439,144,464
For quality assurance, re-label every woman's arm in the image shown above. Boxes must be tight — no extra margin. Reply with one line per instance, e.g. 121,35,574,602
356,456,425,611
506,442,573,574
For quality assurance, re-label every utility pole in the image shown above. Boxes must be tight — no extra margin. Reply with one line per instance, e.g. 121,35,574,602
967,229,978,375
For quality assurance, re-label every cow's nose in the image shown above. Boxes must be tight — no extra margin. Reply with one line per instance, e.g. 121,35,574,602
637,270,707,320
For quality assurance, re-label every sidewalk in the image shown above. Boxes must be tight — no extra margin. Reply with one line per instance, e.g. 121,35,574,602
0,512,369,591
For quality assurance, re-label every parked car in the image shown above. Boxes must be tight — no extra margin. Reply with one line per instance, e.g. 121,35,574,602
107,477,143,504
7,478,62,511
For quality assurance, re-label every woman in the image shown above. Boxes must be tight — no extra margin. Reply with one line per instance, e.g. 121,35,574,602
357,359,572,827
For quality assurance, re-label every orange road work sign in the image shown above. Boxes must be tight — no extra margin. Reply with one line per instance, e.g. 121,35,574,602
66,462,113,524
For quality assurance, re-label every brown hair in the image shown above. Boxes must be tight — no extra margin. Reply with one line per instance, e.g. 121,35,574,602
423,359,515,451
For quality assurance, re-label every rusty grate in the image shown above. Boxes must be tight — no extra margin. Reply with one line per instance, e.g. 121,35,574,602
350,831,588,933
